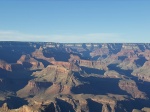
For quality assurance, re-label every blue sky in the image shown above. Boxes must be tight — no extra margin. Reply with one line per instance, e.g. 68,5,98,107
0,0,150,43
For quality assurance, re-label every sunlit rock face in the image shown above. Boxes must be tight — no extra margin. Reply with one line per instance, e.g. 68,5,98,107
0,42,150,112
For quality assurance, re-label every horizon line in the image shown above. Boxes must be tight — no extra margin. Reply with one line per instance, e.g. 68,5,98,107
0,41,150,44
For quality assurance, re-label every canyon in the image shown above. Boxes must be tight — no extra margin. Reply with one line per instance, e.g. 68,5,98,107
0,42,150,112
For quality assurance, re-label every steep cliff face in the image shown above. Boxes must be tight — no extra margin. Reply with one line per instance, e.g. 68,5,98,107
119,80,147,99
132,60,150,82
104,70,121,78
17,80,52,98
26,94,127,112
0,60,11,71
17,64,81,98
32,65,76,84
138,50,150,60
50,61,71,70
90,48,110,58
17,54,44,70
0,103,39,112
32,49,55,63
132,107,150,112
77,60,108,71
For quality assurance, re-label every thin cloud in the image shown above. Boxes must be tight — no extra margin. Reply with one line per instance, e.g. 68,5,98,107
0,30,127,43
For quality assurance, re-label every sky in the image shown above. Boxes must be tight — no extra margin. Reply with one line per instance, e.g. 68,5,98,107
0,0,150,43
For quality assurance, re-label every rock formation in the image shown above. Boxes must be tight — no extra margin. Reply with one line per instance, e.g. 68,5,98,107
0,42,150,112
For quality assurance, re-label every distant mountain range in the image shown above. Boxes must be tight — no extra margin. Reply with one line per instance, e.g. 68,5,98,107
0,42,150,112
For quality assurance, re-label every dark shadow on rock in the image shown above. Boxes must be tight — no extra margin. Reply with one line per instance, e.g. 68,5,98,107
0,69,36,92
0,68,11,78
138,44,146,51
87,99,102,112
43,102,56,112
81,67,105,75
118,56,127,61
118,99,150,112
91,56,100,60
56,98,75,112
80,43,92,60
0,42,35,63
11,64,24,71
3,96,28,109
135,56,147,67
22,62,33,69
107,104,112,111
136,81,150,98
108,64,150,99
34,58,51,67
108,64,133,77
43,48,70,62
0,101,4,107
69,48,91,60
81,51,91,60
107,43,122,54
72,72,130,96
